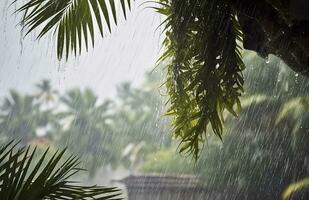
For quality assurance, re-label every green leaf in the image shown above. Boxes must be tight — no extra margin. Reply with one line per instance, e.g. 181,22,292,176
159,0,245,159
15,0,133,59
0,140,122,199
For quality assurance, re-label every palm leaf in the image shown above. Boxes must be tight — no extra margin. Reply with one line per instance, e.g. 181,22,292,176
0,140,122,199
15,0,133,59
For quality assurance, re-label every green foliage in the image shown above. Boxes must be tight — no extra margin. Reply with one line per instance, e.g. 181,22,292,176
141,147,195,175
57,88,116,177
0,90,49,143
12,0,247,159
15,0,132,59
112,71,171,170
0,140,121,199
0,70,170,177
196,53,309,197
11,0,309,163
113,72,170,146
158,0,245,159
35,79,58,104
140,52,309,199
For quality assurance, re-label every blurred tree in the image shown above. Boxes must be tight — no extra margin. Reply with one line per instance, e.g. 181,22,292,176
114,77,170,145
0,90,50,144
113,71,171,170
57,88,116,177
0,71,172,177
141,147,195,175
35,79,58,106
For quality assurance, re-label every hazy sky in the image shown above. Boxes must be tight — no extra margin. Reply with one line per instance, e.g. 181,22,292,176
0,0,163,98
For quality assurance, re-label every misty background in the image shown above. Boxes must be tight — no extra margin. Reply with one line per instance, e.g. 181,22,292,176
0,0,162,98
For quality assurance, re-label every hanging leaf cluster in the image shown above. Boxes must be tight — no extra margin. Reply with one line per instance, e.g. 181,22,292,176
157,0,245,159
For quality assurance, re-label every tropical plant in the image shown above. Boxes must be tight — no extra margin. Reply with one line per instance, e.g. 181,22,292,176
159,0,244,158
198,53,309,199
0,140,122,199
12,0,309,158
140,53,309,199
141,147,195,175
113,71,171,171
14,0,132,59
57,88,116,177
114,71,170,146
35,79,58,105
0,90,50,144
0,73,171,177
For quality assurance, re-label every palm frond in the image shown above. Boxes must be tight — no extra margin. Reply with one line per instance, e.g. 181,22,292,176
0,140,122,199
158,0,245,159
15,0,133,59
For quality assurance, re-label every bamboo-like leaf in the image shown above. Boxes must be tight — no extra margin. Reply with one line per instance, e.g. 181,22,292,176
157,0,245,159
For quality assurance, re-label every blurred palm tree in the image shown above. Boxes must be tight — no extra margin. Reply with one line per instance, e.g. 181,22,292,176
34,80,60,139
35,79,58,106
114,71,170,146
112,72,171,171
57,88,116,177
0,90,49,144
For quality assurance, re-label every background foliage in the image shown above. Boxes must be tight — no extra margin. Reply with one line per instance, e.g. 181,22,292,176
0,52,308,199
